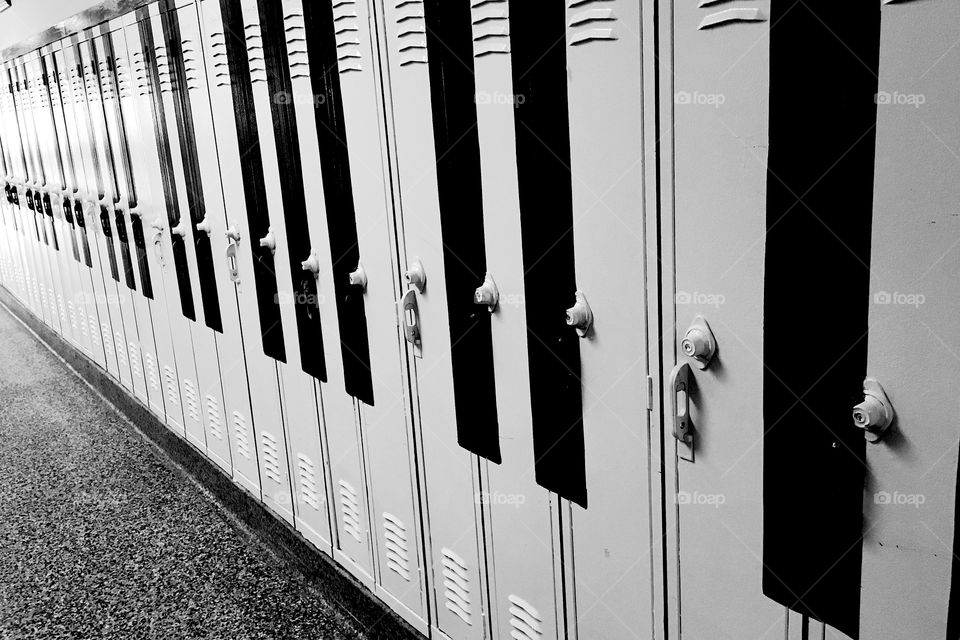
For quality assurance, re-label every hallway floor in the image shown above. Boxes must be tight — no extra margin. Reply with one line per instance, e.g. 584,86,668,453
0,306,368,639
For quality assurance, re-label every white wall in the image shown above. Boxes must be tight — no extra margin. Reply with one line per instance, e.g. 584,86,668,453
0,0,105,53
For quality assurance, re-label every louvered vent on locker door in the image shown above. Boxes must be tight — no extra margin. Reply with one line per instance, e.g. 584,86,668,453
567,0,618,46
232,411,252,459
209,30,230,87
58,294,66,328
115,331,129,371
332,0,362,73
181,39,201,92
260,431,282,483
440,547,473,625
115,56,132,99
144,352,160,395
155,44,172,94
507,594,543,640
244,22,267,84
205,394,224,441
382,513,411,581
296,453,321,510
470,0,510,57
163,365,181,408
132,51,149,96
67,300,76,332
98,58,116,101
101,323,114,361
395,0,427,66
128,342,142,380
283,10,311,79
338,479,362,542
89,316,99,347
182,377,200,423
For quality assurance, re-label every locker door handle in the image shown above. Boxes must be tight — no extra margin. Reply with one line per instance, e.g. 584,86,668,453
171,219,188,237
402,289,420,345
195,215,212,235
348,262,367,291
671,362,693,445
301,253,320,276
259,228,276,254
225,242,241,286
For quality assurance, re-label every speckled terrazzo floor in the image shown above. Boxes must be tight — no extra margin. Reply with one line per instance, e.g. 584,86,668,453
0,308,368,640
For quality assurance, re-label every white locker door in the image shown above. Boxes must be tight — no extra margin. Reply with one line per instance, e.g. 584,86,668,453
664,2,783,638
860,1,960,637
12,59,61,334
0,63,41,320
378,1,492,637
234,0,364,558
108,21,177,422
24,52,73,346
42,44,95,361
77,33,136,388
287,0,426,625
194,0,288,507
92,28,154,408
562,1,659,637
146,5,225,461
60,41,114,374
123,13,204,439
173,0,270,500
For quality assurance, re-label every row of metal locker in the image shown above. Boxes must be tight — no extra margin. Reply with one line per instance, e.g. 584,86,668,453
0,0,956,638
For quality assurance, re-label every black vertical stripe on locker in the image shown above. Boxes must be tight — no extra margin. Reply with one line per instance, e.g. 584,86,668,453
508,0,586,505
256,0,326,382
137,14,195,321
300,0,373,405
420,0,499,461
217,0,285,363
99,203,120,281
160,8,221,333
761,2,879,637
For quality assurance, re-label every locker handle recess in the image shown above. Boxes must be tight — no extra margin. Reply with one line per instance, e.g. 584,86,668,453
402,289,420,345
671,361,693,446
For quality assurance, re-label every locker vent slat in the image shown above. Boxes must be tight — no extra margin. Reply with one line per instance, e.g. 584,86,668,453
232,411,252,460
441,547,472,625
470,0,509,57
382,513,410,581
145,352,160,395
101,323,114,363
128,342,142,381
507,594,543,640
331,0,362,73
183,377,200,423
205,394,224,441
338,479,362,542
163,365,180,408
297,453,321,510
395,0,427,66
261,431,282,483
566,0,618,46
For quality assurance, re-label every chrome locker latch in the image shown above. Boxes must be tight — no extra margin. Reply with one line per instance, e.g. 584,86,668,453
348,262,367,291
401,289,420,346
405,257,426,292
224,224,241,291
301,252,320,277
259,227,276,254
853,377,895,443
566,291,593,337
195,215,212,235
671,361,695,462
474,272,499,312
681,315,717,369
170,218,188,237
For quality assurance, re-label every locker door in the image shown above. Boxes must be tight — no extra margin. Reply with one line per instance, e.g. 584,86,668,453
287,0,426,625
559,0,659,636
107,21,177,422
92,26,156,410
23,52,73,345
144,4,228,463
170,0,271,503
378,0,495,637
42,44,95,361
0,62,44,321
125,12,204,439
77,33,137,388
860,1,960,637
11,58,61,334
62,39,123,381
663,3,784,638
203,0,313,518
239,0,368,564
